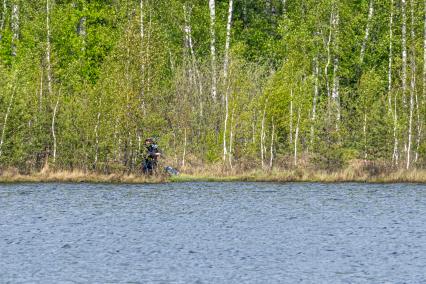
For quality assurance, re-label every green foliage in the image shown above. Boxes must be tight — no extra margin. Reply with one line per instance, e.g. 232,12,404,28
0,0,425,173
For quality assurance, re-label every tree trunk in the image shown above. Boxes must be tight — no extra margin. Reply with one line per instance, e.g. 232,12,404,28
289,89,293,145
39,68,43,112
392,92,399,165
360,0,374,64
94,109,101,169
0,0,6,41
282,0,286,15
424,0,426,104
139,0,146,110
363,113,367,160
294,107,301,166
0,91,14,158
406,0,416,169
182,128,187,168
46,0,52,97
228,107,234,168
223,85,229,162
223,0,233,80
209,0,217,101
325,11,333,114
77,16,86,51
270,118,275,169
261,102,267,169
388,0,394,112
183,4,202,97
401,0,407,106
11,2,18,57
331,4,340,126
311,57,319,148
52,99,59,164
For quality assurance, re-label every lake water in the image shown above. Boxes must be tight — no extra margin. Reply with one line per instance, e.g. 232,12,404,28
1,182,425,283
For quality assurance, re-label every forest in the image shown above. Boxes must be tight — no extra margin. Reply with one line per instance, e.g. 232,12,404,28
0,0,425,179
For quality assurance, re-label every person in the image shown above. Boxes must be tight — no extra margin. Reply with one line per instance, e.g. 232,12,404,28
142,138,161,174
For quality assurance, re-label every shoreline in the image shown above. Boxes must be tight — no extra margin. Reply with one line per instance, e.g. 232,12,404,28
1,169,426,184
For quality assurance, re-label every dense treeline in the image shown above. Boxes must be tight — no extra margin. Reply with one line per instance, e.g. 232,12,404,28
0,0,425,174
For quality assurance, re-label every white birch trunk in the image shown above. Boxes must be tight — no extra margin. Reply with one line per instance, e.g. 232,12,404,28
0,0,6,41
331,5,340,125
223,0,234,80
401,0,407,106
223,85,229,162
94,110,101,168
209,0,217,101
392,92,399,165
52,99,59,164
139,0,146,106
415,92,422,162
140,0,144,41
261,103,267,169
413,0,422,163
46,0,52,97
282,0,286,15
184,4,203,96
0,91,14,158
265,0,271,14
360,0,374,64
311,57,319,147
228,108,234,168
11,3,18,57
388,0,394,112
289,89,293,145
77,16,86,51
183,5,195,86
325,11,333,112
294,108,301,166
406,0,416,169
270,118,275,168
363,113,368,160
39,68,43,112
182,128,187,168
424,0,426,104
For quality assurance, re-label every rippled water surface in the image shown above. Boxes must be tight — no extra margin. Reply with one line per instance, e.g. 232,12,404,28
1,182,426,283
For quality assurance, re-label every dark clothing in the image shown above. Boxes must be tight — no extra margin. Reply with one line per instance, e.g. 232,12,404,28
142,144,160,174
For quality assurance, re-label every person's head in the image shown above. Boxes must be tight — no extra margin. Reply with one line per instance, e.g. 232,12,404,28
145,138,153,146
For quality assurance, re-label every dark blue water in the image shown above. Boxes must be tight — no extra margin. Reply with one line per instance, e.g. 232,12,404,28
1,182,425,283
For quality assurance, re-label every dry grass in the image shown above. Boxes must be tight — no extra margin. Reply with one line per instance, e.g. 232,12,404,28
1,160,425,184
0,168,167,184
172,160,426,183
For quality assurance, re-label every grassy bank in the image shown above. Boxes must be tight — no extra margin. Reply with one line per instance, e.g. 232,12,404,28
1,164,426,184
0,169,167,184
171,169,426,183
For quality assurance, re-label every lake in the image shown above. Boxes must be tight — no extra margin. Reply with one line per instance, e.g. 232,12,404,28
1,182,425,283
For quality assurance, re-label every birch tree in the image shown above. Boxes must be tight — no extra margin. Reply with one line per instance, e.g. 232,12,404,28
406,0,416,169
0,88,14,158
222,0,234,164
360,0,374,64
11,2,18,56
424,0,426,104
209,0,217,101
0,0,6,41
294,107,300,166
52,99,59,163
269,118,275,168
331,3,340,126
388,0,394,112
311,57,319,147
401,0,407,106
223,0,233,80
46,0,52,97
